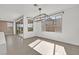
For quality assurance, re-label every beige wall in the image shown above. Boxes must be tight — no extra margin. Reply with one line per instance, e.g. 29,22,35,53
0,21,13,34
0,21,7,32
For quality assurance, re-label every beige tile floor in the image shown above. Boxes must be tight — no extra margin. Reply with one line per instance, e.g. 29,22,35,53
4,35,79,55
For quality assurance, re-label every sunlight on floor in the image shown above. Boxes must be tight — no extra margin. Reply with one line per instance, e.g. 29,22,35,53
28,39,67,55
34,41,54,55
55,45,66,55
28,39,41,48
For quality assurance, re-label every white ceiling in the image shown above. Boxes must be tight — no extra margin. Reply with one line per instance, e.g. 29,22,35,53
0,4,78,21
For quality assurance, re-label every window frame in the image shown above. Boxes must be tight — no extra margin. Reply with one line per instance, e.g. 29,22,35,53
42,12,63,32
27,18,34,32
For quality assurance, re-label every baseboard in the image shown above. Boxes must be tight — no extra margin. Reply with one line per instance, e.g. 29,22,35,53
33,36,79,47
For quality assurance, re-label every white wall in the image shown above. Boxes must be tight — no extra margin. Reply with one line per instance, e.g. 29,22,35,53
0,32,7,54
13,21,16,35
62,6,79,45
35,6,79,46
34,21,42,36
0,32,6,44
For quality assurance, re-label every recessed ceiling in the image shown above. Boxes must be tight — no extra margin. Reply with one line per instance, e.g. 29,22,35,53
0,4,78,21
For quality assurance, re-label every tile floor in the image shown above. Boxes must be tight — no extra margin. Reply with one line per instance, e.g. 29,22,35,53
3,35,79,55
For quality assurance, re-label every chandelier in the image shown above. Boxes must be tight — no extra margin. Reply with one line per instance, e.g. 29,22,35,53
33,4,64,22
33,4,48,22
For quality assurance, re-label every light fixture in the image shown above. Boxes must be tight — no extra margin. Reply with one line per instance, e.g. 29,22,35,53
33,4,64,22
33,4,48,22
34,4,38,6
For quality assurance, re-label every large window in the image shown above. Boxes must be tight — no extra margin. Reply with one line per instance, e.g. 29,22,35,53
42,12,63,32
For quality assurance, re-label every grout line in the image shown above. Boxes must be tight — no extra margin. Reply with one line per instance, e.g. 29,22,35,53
33,40,42,48
53,44,56,55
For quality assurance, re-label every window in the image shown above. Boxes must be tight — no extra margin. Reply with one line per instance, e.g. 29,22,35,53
28,19,33,32
42,12,63,32
16,19,23,34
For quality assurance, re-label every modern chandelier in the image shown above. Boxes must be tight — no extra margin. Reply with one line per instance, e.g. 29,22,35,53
33,4,48,22
33,4,64,22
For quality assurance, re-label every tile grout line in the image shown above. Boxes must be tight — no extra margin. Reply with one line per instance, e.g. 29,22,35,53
33,40,42,48
53,44,56,55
